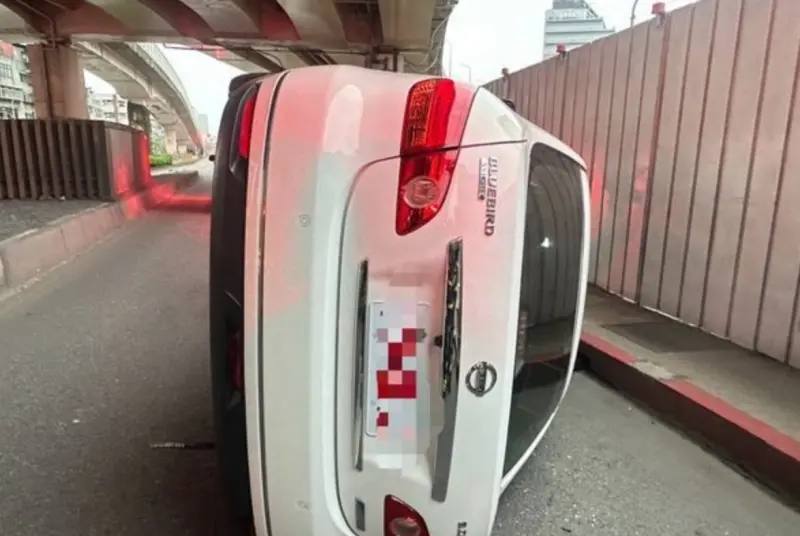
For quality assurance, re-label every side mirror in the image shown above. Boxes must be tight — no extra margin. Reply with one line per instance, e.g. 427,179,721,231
208,154,215,162
502,98,516,111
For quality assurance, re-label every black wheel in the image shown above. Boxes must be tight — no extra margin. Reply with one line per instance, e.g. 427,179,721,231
209,83,254,520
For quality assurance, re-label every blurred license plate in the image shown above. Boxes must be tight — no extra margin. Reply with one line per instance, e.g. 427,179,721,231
364,301,430,444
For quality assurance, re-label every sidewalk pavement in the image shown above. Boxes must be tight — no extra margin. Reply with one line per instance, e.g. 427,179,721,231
0,169,199,294
580,286,800,507
0,166,200,242
0,200,102,242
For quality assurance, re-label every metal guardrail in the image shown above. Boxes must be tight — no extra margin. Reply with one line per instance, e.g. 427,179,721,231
0,119,150,201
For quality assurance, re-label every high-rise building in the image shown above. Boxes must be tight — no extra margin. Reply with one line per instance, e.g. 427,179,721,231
3,41,138,124
543,0,614,60
198,113,209,136
0,42,35,119
86,89,129,125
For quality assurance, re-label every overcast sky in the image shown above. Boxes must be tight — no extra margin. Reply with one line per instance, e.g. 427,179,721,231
85,0,698,133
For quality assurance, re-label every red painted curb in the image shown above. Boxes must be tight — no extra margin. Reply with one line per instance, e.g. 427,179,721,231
580,333,800,507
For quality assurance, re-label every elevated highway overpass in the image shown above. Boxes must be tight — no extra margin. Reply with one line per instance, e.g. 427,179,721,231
76,41,202,149
0,0,453,74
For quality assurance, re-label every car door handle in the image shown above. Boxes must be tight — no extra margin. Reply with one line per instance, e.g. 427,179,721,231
353,259,368,471
432,238,463,502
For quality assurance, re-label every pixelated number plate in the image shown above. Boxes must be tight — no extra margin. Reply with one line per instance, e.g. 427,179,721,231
364,301,430,438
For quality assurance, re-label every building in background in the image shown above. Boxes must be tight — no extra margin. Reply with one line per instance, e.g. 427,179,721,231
86,89,129,124
0,41,34,119
150,120,167,154
543,0,614,60
205,133,217,154
197,113,216,153
197,113,209,136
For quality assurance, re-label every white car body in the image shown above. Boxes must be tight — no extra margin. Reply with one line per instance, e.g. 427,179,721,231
239,65,590,536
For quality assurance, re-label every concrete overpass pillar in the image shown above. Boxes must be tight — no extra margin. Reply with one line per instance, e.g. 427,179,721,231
28,44,88,119
165,129,178,155
127,102,152,138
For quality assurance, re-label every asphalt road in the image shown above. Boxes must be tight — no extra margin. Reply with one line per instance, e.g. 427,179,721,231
494,373,800,536
0,166,798,536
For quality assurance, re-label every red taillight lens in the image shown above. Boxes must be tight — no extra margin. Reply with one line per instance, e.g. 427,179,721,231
396,78,476,236
229,83,259,178
384,496,430,536
396,149,458,235
238,90,257,158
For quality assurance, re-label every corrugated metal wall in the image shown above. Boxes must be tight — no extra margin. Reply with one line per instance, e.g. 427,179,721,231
486,0,800,369
0,119,150,202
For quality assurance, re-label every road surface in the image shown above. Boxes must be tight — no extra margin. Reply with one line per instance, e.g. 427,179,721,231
0,164,797,535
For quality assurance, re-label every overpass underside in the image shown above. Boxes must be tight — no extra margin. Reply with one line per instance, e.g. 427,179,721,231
0,0,455,74
77,46,191,147
0,0,455,153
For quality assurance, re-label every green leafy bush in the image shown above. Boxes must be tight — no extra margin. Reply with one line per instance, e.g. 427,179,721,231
149,153,173,167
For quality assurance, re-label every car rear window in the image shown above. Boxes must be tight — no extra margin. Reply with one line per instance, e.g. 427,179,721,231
504,143,586,476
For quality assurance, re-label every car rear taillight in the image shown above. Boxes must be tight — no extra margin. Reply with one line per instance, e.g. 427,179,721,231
229,82,259,178
238,92,256,158
384,496,430,536
396,78,476,236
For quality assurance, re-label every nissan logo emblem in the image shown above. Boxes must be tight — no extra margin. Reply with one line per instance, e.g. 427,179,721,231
465,361,498,397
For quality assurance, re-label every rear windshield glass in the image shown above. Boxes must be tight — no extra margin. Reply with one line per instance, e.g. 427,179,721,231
504,143,586,476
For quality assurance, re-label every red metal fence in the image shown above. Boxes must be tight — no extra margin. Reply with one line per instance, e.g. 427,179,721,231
0,119,150,202
486,0,800,369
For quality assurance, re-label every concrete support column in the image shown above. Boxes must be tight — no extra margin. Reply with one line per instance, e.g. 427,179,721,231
127,102,152,136
28,44,88,119
164,128,178,155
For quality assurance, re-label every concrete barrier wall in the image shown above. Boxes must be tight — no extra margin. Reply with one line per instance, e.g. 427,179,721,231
487,0,800,369
0,119,150,201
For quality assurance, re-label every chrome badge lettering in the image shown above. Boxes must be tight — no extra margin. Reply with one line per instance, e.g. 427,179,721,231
478,157,499,236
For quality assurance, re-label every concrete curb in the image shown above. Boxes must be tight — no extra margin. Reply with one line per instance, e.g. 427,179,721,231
152,170,201,188
580,332,800,507
150,155,202,172
0,171,199,291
